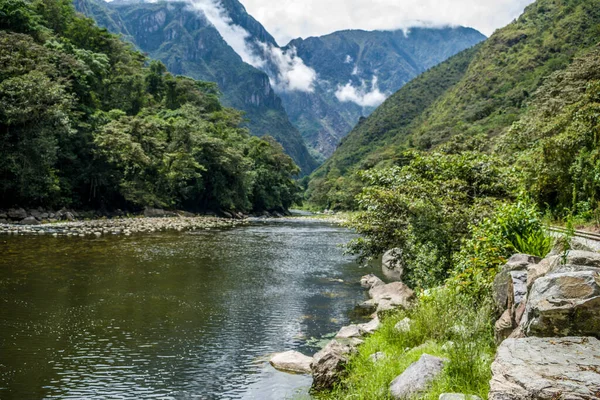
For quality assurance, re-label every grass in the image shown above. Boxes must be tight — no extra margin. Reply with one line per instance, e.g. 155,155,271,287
316,287,496,399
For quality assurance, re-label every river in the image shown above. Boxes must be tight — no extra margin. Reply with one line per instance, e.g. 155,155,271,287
0,219,368,399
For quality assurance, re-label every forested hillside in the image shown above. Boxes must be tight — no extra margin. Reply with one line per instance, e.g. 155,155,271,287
0,0,301,213
73,0,319,174
308,0,600,211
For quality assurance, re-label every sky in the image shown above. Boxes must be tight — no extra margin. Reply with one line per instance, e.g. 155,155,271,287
240,0,536,45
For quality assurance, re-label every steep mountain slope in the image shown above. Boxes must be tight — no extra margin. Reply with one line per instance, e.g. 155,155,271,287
308,0,600,208
75,0,318,174
77,0,485,164
281,27,486,159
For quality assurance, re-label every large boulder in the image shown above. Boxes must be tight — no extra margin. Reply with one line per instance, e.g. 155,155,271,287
493,254,539,312
489,337,600,400
269,350,312,374
382,248,404,281
358,317,380,335
389,354,447,399
523,270,600,337
144,207,169,218
311,339,356,391
369,282,415,313
7,208,27,220
335,324,362,339
19,216,40,226
527,255,559,290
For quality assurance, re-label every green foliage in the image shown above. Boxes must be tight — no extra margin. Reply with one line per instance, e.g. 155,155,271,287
346,150,515,289
0,0,300,212
308,0,600,213
318,288,495,400
449,200,548,299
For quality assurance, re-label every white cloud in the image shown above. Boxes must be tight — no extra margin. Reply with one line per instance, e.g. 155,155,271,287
240,0,536,44
181,0,317,93
185,0,265,68
335,76,387,108
260,44,316,92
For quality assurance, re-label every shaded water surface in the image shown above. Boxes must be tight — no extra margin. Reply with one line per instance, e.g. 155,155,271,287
0,220,367,399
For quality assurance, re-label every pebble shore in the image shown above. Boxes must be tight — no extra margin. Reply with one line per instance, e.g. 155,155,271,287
0,216,246,237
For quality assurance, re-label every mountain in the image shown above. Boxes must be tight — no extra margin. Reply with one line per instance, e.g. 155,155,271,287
280,27,486,160
76,0,485,165
308,0,600,208
74,0,319,174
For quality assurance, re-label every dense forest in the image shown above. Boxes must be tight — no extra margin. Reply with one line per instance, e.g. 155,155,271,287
0,0,301,213
308,0,600,215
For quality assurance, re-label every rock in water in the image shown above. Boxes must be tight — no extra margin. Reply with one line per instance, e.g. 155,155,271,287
269,350,312,374
311,340,356,391
335,325,362,339
382,248,403,281
361,274,384,289
490,337,600,400
524,270,600,337
389,354,447,399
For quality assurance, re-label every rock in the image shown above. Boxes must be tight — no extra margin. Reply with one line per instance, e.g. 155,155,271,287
311,339,356,391
494,309,513,343
0,212,7,219
144,207,168,218
394,317,412,333
358,317,380,335
369,351,386,363
64,212,75,221
222,211,233,219
361,274,384,289
355,299,378,315
527,256,559,290
269,350,312,374
558,250,600,268
389,354,447,399
335,324,362,339
369,282,415,313
570,236,600,253
20,216,40,225
439,394,481,400
493,254,539,312
489,337,600,400
382,248,403,281
523,270,600,337
8,208,27,220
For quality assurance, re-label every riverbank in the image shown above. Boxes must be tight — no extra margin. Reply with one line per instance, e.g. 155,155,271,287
0,216,246,237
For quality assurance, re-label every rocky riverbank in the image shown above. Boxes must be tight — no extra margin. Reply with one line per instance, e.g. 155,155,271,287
0,214,246,237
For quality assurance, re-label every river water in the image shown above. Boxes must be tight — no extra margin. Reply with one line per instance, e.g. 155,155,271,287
0,219,368,399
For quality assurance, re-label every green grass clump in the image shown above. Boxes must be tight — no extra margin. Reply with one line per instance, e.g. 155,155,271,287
317,288,496,400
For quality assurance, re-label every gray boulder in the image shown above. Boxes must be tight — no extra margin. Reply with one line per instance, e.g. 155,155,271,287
527,255,559,290
358,317,380,335
311,339,356,391
494,309,513,343
20,216,40,226
269,350,312,374
335,324,362,339
493,254,539,312
489,337,600,400
370,282,415,314
523,270,600,337
394,317,412,333
144,207,168,218
361,274,384,289
389,354,447,399
8,208,27,220
382,248,403,281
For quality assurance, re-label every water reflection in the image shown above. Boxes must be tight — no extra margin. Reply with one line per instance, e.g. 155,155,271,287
0,220,367,399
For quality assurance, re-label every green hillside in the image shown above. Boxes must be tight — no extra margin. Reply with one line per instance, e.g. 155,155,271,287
308,0,600,210
0,0,301,213
74,0,319,175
